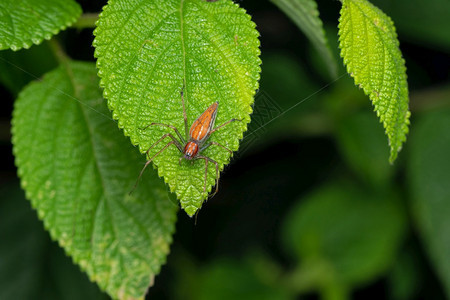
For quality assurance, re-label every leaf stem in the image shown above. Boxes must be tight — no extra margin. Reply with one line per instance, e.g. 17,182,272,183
72,13,99,29
47,39,70,64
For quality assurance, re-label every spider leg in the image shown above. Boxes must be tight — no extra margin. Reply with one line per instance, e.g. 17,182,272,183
141,123,186,145
196,155,220,197
145,133,183,158
130,134,182,194
210,118,243,134
200,141,233,155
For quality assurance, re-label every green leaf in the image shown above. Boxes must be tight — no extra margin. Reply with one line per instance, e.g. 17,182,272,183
93,0,261,217
0,183,108,300
172,254,290,300
282,183,406,289
336,111,394,188
338,0,410,163
387,248,422,300
271,0,338,78
0,0,81,51
12,61,177,300
408,109,450,298
196,259,290,300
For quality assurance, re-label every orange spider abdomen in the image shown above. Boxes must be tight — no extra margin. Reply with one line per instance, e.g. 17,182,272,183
189,101,218,142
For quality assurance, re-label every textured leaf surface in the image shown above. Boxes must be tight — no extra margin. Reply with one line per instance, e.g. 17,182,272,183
12,61,177,300
271,0,337,77
408,110,450,298
282,184,406,288
93,0,261,217
338,0,410,163
0,0,81,51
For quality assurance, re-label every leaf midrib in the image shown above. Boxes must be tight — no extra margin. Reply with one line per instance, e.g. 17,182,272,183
349,0,404,95
68,63,166,293
63,63,122,291
180,0,187,89
351,0,406,144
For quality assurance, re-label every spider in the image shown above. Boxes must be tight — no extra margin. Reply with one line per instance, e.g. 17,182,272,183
132,87,240,197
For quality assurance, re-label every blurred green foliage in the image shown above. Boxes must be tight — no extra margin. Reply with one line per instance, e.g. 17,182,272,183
172,253,290,300
1,0,450,299
0,43,57,95
0,183,107,300
372,0,450,51
336,112,394,188
283,183,406,298
408,110,450,297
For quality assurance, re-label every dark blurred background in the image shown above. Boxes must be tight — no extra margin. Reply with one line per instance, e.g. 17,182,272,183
1,0,450,299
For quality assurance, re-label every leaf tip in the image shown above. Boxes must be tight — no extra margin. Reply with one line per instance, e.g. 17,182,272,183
389,151,397,165
185,206,198,218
